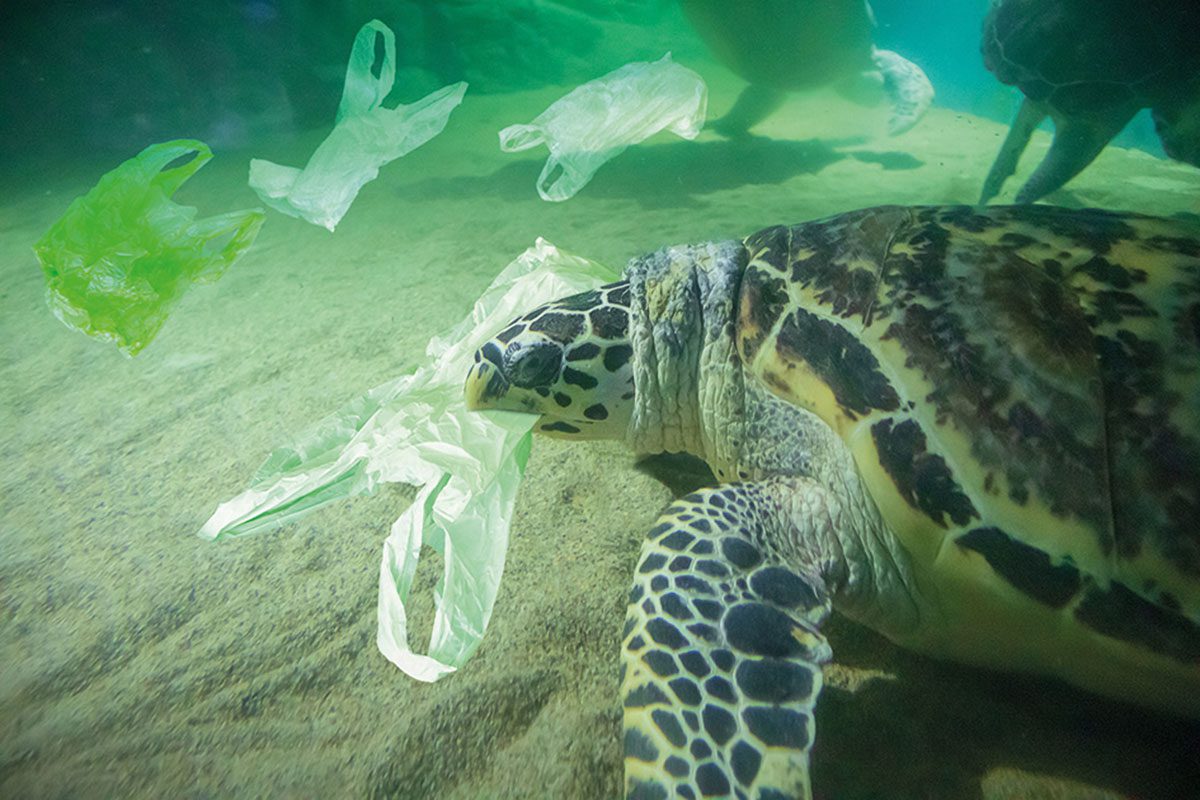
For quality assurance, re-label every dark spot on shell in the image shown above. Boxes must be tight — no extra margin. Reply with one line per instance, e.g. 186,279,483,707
776,308,900,418
583,403,608,420
871,418,979,527
1075,582,1200,663
957,526,1081,607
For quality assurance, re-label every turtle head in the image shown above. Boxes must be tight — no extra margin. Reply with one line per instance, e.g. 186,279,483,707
465,281,635,440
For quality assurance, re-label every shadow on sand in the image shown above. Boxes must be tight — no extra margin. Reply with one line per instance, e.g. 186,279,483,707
813,616,1200,800
405,135,924,209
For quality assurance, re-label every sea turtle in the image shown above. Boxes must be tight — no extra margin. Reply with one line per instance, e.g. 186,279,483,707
465,204,1200,799
978,0,1200,205
680,0,935,138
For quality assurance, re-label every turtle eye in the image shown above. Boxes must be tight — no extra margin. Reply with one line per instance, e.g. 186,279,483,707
504,341,562,388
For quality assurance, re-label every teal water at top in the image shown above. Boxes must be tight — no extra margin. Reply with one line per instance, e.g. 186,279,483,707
0,0,1167,159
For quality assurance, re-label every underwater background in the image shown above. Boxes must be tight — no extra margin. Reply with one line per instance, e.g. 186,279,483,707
2,1,1199,798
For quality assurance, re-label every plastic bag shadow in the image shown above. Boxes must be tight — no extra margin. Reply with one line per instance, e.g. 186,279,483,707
408,135,924,210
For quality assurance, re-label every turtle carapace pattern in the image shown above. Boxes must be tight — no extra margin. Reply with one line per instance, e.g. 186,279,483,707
465,204,1200,799
680,0,935,138
978,0,1200,204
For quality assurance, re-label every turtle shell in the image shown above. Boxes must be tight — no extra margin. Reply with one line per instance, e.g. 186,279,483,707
735,205,1200,655
982,0,1200,115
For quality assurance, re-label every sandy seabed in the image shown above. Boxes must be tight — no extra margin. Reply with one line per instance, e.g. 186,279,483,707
3,73,1199,800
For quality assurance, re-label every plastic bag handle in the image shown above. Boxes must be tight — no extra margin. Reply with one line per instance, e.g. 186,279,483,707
187,207,267,283
336,19,396,122
145,139,213,198
497,124,546,153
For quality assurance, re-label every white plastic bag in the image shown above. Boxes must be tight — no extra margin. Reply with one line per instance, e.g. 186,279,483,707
200,240,619,681
499,53,707,201
249,19,467,231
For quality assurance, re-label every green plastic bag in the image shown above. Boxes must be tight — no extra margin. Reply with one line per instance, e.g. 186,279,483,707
201,239,619,681
249,20,467,231
34,139,265,356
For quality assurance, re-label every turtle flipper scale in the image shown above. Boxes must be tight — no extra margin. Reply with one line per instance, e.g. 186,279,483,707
622,481,833,800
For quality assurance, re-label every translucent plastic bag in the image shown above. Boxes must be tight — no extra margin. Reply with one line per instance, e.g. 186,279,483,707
200,240,619,681
499,53,707,201
34,139,265,356
249,19,467,231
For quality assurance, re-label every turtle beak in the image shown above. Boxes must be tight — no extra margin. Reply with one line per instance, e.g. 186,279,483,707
464,361,509,411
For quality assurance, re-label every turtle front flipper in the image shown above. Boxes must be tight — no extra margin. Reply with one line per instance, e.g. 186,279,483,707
979,97,1047,204
1011,104,1137,203
711,84,787,138
622,479,836,800
870,48,934,135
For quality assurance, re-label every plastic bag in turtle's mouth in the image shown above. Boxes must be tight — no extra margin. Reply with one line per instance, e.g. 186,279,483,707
199,239,618,681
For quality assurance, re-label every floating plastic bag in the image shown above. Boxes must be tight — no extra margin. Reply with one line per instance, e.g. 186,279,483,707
200,240,619,681
249,19,467,231
499,53,707,201
33,139,265,356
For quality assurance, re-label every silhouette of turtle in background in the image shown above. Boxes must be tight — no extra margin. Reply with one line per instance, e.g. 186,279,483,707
979,0,1200,205
680,0,934,138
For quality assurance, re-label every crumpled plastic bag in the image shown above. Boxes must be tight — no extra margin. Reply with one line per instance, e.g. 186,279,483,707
33,139,265,356
249,19,467,231
499,53,707,201
200,239,619,681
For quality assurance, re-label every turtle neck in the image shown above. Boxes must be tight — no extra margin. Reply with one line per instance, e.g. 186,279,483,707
624,238,748,476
